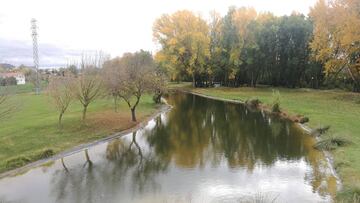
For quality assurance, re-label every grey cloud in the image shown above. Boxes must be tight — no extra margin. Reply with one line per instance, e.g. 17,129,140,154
0,38,83,68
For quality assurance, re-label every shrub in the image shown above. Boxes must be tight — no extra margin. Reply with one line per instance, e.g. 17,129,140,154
299,117,309,124
153,94,162,104
4,149,55,170
311,125,330,136
314,135,351,150
36,149,55,159
272,103,281,113
245,98,261,108
334,160,350,170
271,90,281,113
5,156,31,169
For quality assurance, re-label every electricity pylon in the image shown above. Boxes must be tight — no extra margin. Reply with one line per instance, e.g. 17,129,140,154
31,18,40,94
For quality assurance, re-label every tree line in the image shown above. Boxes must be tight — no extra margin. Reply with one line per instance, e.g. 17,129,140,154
47,50,166,127
153,0,360,91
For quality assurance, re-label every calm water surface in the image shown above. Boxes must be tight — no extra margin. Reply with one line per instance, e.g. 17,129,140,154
0,93,337,202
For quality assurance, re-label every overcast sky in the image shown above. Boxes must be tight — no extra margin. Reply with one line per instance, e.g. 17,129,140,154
0,0,317,68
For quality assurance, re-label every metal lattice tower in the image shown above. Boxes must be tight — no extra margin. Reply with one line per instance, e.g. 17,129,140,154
31,18,40,94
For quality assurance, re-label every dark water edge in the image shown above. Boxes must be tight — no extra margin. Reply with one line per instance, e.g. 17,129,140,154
0,93,337,203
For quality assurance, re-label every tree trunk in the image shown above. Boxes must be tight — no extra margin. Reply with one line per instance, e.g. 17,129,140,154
58,112,63,128
155,92,162,104
192,74,196,88
347,67,360,92
131,108,136,122
353,81,360,92
114,96,118,112
82,105,88,120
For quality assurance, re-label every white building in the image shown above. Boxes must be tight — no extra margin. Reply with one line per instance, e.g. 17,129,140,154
0,72,26,85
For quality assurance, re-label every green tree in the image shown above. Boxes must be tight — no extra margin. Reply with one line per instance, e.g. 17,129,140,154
276,14,313,87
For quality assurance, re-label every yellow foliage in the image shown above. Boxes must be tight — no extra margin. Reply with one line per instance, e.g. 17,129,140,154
310,0,360,81
232,7,257,38
153,10,210,85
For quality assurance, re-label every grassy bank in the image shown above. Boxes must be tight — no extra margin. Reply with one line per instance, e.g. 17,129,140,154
171,83,360,200
0,85,158,173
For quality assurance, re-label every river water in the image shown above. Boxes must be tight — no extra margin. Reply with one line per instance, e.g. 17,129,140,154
0,93,337,202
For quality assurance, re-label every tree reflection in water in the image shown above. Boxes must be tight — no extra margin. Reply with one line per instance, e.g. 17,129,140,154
145,93,336,197
51,131,168,202
49,93,336,202
146,93,308,169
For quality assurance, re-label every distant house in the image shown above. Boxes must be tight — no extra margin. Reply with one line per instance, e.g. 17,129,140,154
0,72,26,85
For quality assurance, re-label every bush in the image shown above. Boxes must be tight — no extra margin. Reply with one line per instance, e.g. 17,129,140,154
5,156,31,169
4,149,55,170
271,90,281,113
314,135,351,150
245,98,261,108
153,93,162,104
299,117,309,124
311,125,330,136
36,149,55,159
272,103,281,113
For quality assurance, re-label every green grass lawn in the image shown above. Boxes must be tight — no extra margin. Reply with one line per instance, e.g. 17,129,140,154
174,84,360,200
0,83,47,94
0,85,158,173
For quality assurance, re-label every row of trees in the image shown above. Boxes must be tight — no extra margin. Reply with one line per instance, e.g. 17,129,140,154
47,50,166,127
153,0,360,91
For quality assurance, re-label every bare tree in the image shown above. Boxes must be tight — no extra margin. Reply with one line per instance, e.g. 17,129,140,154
150,67,167,104
47,74,74,127
105,50,155,122
74,52,105,120
122,51,155,122
102,59,122,112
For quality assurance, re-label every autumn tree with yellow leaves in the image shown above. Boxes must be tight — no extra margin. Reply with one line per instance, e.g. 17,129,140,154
310,0,360,91
153,3,358,91
153,10,210,87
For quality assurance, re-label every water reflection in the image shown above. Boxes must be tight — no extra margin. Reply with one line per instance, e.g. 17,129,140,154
147,93,310,169
0,93,336,202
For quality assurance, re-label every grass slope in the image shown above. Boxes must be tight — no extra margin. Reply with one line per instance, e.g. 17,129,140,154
0,85,158,172
172,83,360,200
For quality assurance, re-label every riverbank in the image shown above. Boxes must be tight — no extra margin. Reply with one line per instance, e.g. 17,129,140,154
170,83,360,201
0,102,171,179
0,88,161,174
